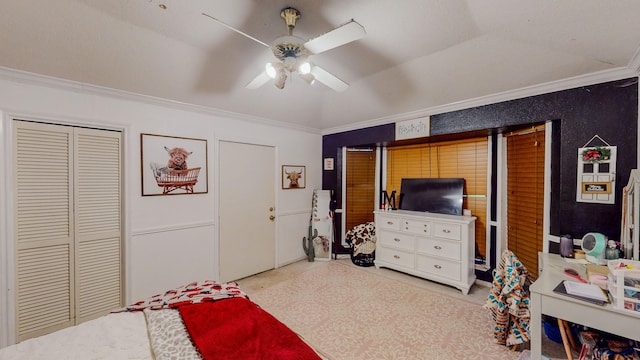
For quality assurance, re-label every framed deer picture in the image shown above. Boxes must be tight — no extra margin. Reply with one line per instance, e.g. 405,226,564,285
282,165,306,189
141,133,208,196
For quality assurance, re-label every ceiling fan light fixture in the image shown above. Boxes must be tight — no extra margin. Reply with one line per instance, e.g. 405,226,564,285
265,62,276,79
212,6,365,92
274,70,287,89
265,62,285,79
299,73,315,85
298,61,311,75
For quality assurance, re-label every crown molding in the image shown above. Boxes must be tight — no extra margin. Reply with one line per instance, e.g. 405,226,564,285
0,67,321,135
629,47,640,74
323,65,638,136
1,65,636,138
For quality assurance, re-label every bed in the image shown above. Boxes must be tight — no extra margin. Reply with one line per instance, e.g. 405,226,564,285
0,280,325,360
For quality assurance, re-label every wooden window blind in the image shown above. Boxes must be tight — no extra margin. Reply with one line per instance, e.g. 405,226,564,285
506,126,545,279
345,149,376,232
386,138,488,260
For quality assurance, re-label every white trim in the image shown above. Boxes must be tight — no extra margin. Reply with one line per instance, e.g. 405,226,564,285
497,133,506,261
0,66,321,135
1,115,16,347
278,209,312,217
131,221,216,236
477,135,493,272
0,111,8,348
543,122,553,254
322,66,637,135
340,146,347,247
374,147,382,209
629,47,640,74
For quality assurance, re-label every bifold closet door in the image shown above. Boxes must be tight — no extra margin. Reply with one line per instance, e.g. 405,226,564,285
73,127,123,323
13,121,122,342
14,122,75,341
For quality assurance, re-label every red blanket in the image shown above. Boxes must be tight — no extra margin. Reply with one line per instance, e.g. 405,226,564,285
179,297,321,360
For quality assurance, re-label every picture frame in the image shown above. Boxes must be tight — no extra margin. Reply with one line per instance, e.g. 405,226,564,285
141,133,208,196
282,165,306,189
323,158,334,171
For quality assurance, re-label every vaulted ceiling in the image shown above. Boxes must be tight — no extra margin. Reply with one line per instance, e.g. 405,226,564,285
1,0,639,132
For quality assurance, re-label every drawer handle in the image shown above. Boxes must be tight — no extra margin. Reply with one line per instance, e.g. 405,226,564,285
394,238,401,242
434,264,442,269
423,229,428,233
393,255,400,259
434,245,442,250
387,221,394,225
442,229,451,233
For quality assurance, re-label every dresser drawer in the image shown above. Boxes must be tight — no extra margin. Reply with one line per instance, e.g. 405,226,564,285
378,247,414,268
378,230,415,251
432,222,461,241
376,214,401,231
416,238,461,261
416,255,461,281
402,218,431,235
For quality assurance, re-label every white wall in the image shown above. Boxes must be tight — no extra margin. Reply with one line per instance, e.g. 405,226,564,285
0,70,321,346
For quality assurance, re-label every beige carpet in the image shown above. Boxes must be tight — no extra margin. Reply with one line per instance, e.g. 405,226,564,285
248,261,521,360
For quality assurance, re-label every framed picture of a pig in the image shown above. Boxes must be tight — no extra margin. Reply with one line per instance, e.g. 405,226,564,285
141,133,208,196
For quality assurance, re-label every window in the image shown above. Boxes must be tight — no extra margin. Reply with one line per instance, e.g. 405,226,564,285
385,138,489,262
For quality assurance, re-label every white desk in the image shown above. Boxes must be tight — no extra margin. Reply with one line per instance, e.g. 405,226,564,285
530,253,640,359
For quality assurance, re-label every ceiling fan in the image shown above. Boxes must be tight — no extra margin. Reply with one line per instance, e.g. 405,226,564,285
202,7,366,91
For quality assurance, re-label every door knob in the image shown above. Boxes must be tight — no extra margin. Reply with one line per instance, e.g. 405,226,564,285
269,215,275,221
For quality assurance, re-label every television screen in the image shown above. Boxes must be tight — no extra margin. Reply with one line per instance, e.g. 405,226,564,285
399,178,464,215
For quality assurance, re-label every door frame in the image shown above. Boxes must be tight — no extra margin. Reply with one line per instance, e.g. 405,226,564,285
215,137,279,280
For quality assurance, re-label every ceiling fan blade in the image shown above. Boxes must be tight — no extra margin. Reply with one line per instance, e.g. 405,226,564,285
202,13,270,48
245,71,271,89
304,20,366,54
311,66,349,92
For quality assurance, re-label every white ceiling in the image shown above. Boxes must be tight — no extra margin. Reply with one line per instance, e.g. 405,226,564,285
1,0,640,132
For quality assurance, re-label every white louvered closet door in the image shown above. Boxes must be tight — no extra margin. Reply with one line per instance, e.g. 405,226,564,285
74,127,122,323
13,121,122,342
14,122,74,341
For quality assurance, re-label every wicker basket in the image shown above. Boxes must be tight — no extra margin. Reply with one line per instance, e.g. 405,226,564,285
155,167,201,194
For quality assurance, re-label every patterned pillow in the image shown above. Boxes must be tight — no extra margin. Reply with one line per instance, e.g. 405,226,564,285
345,222,376,246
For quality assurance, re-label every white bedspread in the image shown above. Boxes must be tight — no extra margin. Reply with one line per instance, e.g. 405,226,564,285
0,312,153,360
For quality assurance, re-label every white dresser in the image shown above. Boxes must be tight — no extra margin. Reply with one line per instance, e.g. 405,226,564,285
374,210,477,294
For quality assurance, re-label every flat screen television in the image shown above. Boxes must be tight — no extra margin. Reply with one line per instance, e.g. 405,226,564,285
398,178,464,215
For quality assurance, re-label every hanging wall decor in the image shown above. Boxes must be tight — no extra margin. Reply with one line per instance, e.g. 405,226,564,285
576,135,616,204
282,165,306,189
141,133,208,196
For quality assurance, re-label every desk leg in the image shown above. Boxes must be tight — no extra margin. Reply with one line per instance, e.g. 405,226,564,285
530,291,542,360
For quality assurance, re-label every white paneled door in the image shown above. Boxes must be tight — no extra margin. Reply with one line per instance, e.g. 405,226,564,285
218,141,275,282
